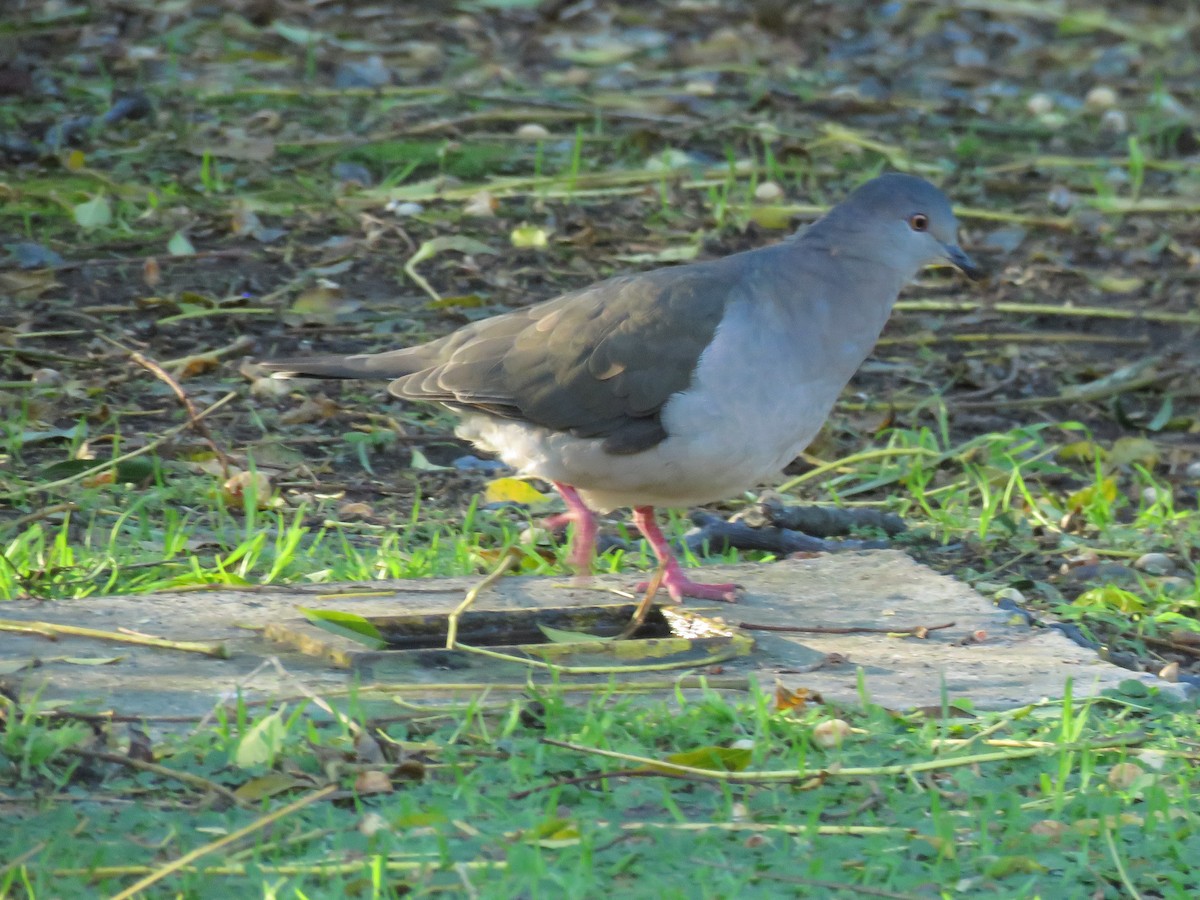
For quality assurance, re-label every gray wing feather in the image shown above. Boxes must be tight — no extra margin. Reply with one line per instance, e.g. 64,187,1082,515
265,256,740,453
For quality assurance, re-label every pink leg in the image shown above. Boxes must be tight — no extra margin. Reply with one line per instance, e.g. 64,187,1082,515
547,482,599,572
631,507,740,603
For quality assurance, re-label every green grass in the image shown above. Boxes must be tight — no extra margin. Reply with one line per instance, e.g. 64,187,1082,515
3,0,1199,894
2,676,1196,897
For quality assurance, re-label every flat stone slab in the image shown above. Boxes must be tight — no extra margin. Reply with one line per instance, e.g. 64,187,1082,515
0,551,1160,720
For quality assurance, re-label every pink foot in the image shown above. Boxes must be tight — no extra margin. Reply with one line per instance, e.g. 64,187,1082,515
548,482,599,572
631,507,741,603
636,570,741,603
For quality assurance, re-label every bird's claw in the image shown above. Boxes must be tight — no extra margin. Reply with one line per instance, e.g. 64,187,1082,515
635,573,741,603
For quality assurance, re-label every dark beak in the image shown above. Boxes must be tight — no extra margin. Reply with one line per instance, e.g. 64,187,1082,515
944,243,984,281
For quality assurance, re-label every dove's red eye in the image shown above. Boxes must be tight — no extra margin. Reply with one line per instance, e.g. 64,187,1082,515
908,214,929,231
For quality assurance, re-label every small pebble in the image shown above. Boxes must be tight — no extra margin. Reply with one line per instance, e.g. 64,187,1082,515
1149,91,1187,117
812,719,853,749
1187,461,1200,480
358,812,389,837
1106,762,1143,790
953,46,987,68
453,455,510,473
1085,86,1118,109
1047,185,1075,212
1141,485,1170,506
1134,552,1174,575
515,123,550,140
331,161,373,187
993,587,1026,605
1100,109,1129,134
1026,92,1054,116
754,181,784,202
31,368,65,386
981,226,1026,254
386,200,424,217
1104,167,1130,187
1030,820,1068,842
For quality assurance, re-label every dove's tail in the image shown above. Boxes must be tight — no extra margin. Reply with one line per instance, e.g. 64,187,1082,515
258,348,428,381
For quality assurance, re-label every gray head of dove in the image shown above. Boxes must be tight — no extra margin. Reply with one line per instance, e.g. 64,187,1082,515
815,173,982,281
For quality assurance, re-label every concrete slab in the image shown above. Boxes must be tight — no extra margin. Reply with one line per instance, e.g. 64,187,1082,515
0,551,1160,720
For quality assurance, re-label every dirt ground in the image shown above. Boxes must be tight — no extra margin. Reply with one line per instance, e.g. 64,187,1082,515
2,1,1199,667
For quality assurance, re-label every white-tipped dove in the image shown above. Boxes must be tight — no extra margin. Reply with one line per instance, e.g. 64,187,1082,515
262,173,981,602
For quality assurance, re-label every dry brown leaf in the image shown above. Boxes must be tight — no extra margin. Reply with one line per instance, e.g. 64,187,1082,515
354,770,393,795
222,470,276,510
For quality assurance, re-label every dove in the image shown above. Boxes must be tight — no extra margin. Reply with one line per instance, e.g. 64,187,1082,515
262,173,980,602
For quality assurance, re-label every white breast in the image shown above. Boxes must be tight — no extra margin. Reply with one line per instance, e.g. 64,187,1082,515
458,288,894,512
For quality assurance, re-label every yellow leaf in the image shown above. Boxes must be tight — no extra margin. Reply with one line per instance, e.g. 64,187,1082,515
747,205,795,229
663,745,752,772
1107,436,1159,469
65,149,86,171
234,772,304,801
1090,274,1145,293
510,224,549,249
484,477,551,506
1067,476,1117,512
1058,440,1104,463
775,683,821,713
1074,585,1145,614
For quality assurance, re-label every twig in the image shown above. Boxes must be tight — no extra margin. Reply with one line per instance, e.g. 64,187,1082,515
0,618,228,658
616,565,665,640
541,732,1146,783
0,842,46,877
877,331,1150,348
47,248,257,272
896,298,1200,328
2,502,79,531
3,391,238,498
56,858,502,879
107,785,338,900
946,0,1178,46
1104,822,1144,900
954,356,1176,410
445,547,522,649
63,746,247,808
683,858,923,899
99,337,232,474
736,621,955,637
451,636,748,675
777,446,940,494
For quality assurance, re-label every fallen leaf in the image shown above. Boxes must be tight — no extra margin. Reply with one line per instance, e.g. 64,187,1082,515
1066,476,1118,512
1073,585,1144,613
774,683,820,713
234,772,306,801
409,448,450,471
462,190,497,217
354,770,393,795
0,269,60,300
300,607,388,650
662,745,753,772
73,195,111,229
1107,436,1160,469
167,231,195,256
234,707,288,768
537,624,613,644
222,470,277,510
484,476,550,506
510,224,549,248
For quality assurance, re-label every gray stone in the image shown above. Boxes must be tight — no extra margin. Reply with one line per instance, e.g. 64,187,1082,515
0,552,1166,724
